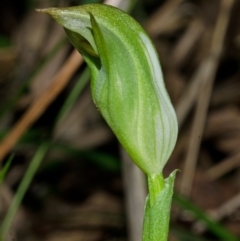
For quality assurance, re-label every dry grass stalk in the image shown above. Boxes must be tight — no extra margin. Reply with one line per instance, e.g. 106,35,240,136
0,50,83,162
171,18,204,68
193,191,240,234
145,0,186,37
178,0,235,197
206,151,240,181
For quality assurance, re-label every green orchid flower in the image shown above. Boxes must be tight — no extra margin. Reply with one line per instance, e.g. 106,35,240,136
38,4,178,241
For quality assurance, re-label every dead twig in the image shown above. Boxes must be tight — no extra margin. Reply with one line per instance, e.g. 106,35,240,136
206,150,240,181
145,0,186,37
171,18,204,68
0,50,83,162
178,0,235,197
193,191,240,234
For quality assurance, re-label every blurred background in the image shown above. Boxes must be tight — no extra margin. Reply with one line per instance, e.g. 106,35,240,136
0,0,240,240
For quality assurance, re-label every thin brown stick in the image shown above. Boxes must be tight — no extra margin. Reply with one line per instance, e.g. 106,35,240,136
210,191,240,221
0,50,83,162
145,0,184,37
193,191,240,234
176,57,216,128
179,0,235,197
206,150,240,181
171,18,204,68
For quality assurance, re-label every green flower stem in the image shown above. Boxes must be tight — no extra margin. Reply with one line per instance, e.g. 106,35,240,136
148,173,165,207
143,171,177,241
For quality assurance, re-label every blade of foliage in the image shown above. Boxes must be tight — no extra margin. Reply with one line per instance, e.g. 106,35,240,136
0,34,11,47
0,154,14,184
170,226,212,241
173,193,239,241
54,67,90,125
51,141,121,172
0,38,66,119
0,128,120,172
0,144,49,241
81,0,101,3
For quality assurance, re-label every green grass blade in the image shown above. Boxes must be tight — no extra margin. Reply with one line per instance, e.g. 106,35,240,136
0,154,14,184
0,34,11,47
0,144,49,240
0,38,67,119
0,128,120,172
173,193,239,241
54,67,90,125
171,226,213,241
51,141,120,172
